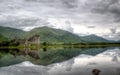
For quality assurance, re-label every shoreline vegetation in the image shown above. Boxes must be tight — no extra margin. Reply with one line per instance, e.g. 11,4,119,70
0,41,120,58
0,42,120,48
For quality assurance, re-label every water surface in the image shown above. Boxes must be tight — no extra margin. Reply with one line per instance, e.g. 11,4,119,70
0,47,120,75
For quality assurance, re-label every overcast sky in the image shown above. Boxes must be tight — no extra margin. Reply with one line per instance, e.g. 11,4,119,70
0,0,120,40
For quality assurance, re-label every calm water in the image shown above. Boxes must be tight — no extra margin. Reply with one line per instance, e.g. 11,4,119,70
0,47,120,75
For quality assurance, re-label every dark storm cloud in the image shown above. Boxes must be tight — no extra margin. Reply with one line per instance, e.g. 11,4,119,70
90,0,120,22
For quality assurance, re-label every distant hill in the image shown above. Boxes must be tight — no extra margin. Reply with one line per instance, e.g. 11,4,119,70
0,26,113,43
81,34,109,43
115,40,120,43
0,26,25,40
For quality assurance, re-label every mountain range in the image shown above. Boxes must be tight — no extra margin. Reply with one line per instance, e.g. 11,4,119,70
0,26,114,43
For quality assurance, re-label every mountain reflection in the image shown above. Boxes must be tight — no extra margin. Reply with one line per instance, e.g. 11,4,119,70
0,47,114,67
0,47,120,75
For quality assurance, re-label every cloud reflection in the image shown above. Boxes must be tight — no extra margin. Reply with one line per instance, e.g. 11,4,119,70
0,48,120,75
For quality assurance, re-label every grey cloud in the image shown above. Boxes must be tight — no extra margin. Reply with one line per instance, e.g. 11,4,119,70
24,0,78,8
102,33,120,41
87,26,96,28
89,0,119,13
65,59,74,71
61,0,78,8
64,21,73,32
90,0,120,22
112,56,118,62
0,0,120,40
110,28,117,34
88,62,97,65
0,17,52,30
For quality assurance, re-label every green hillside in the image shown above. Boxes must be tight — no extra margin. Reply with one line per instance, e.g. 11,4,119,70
0,26,26,40
26,27,84,43
0,34,8,43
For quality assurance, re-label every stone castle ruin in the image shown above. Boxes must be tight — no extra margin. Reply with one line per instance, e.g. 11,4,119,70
10,34,40,59
11,34,40,47
27,34,40,46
